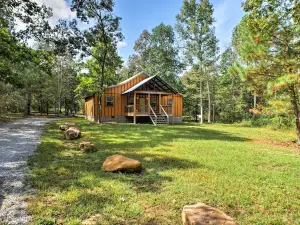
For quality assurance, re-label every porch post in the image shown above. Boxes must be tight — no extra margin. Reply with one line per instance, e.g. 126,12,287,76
133,91,136,124
148,93,150,115
159,94,161,114
172,94,174,124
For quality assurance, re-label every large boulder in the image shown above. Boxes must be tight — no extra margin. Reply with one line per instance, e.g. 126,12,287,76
65,127,81,140
102,154,142,172
182,203,238,225
79,141,96,153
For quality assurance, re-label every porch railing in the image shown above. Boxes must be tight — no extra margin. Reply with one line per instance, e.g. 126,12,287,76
136,105,149,115
125,105,150,115
161,105,172,115
149,105,157,125
125,105,134,114
160,105,169,124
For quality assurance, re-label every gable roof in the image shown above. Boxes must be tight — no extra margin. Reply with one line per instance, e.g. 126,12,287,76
122,75,179,95
107,71,149,88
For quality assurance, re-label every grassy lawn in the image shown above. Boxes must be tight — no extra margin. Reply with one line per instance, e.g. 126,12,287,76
27,118,300,225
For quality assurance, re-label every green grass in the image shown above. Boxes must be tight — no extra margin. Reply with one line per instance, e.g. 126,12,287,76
27,119,300,225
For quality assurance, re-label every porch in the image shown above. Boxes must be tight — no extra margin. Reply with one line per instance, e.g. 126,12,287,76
124,91,174,125
121,75,179,125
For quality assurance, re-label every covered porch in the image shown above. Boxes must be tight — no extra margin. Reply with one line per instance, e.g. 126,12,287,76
122,75,178,124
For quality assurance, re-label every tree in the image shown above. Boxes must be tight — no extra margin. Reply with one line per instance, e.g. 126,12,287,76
216,47,249,122
124,23,183,89
76,45,122,100
70,0,123,122
176,0,219,123
232,0,300,141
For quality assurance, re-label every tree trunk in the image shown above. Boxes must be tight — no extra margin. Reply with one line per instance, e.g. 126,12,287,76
98,92,102,123
97,48,108,123
25,92,31,116
207,80,211,123
289,85,300,143
212,103,215,123
199,79,203,124
64,98,68,116
46,100,49,116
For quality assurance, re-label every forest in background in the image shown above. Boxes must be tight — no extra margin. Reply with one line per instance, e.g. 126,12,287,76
0,0,299,137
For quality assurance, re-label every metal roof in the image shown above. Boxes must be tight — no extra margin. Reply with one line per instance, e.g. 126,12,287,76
122,75,179,95
107,71,149,88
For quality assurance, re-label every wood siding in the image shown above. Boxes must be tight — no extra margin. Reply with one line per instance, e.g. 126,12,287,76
161,94,183,116
85,96,95,117
84,74,183,117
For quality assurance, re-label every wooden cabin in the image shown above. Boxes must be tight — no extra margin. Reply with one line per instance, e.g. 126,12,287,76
84,72,183,125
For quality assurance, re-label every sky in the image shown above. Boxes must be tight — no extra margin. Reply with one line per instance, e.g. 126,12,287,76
34,0,245,64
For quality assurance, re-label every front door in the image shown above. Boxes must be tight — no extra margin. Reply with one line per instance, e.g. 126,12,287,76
150,95,159,113
139,96,146,113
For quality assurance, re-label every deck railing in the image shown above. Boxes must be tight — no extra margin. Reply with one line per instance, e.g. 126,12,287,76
136,105,149,115
161,105,172,115
149,105,157,125
160,105,169,124
125,105,134,114
125,105,149,115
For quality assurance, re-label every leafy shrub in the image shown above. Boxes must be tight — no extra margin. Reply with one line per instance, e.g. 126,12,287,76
235,115,295,130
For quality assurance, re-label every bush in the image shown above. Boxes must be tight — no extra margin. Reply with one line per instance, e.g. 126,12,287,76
235,115,295,130
0,82,24,114
182,115,194,122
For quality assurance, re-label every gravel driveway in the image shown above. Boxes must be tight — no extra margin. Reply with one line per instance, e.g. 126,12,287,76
0,118,55,225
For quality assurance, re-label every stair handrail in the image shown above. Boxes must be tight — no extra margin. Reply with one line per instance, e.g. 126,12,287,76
149,105,157,125
160,105,169,124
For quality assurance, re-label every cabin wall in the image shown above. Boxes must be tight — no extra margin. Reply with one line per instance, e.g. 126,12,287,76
101,74,146,117
84,74,183,123
90,74,147,118
84,96,95,121
161,94,183,117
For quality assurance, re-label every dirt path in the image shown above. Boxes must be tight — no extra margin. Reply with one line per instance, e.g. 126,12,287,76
0,118,55,225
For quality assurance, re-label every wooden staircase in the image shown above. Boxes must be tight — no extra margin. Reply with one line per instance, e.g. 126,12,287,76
149,105,169,125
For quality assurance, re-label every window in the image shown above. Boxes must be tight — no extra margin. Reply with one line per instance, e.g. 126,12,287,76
106,96,114,107
128,94,134,105
168,98,173,106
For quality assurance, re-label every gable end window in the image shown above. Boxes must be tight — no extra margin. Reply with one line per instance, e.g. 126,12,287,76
106,96,114,107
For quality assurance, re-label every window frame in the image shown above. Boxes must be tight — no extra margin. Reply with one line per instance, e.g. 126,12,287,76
167,98,173,106
106,96,114,107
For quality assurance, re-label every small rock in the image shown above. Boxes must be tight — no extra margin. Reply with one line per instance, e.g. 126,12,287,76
182,203,238,225
102,154,142,172
59,124,69,131
59,122,76,131
65,127,81,140
79,142,96,153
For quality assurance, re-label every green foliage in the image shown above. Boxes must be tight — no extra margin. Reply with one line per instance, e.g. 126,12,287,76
232,0,300,139
0,82,24,114
216,47,251,122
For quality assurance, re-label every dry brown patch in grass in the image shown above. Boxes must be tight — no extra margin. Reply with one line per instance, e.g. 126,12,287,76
251,139,300,151
142,203,175,225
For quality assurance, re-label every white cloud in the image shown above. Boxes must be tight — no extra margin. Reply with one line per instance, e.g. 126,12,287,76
34,0,76,26
213,0,244,53
117,41,127,49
